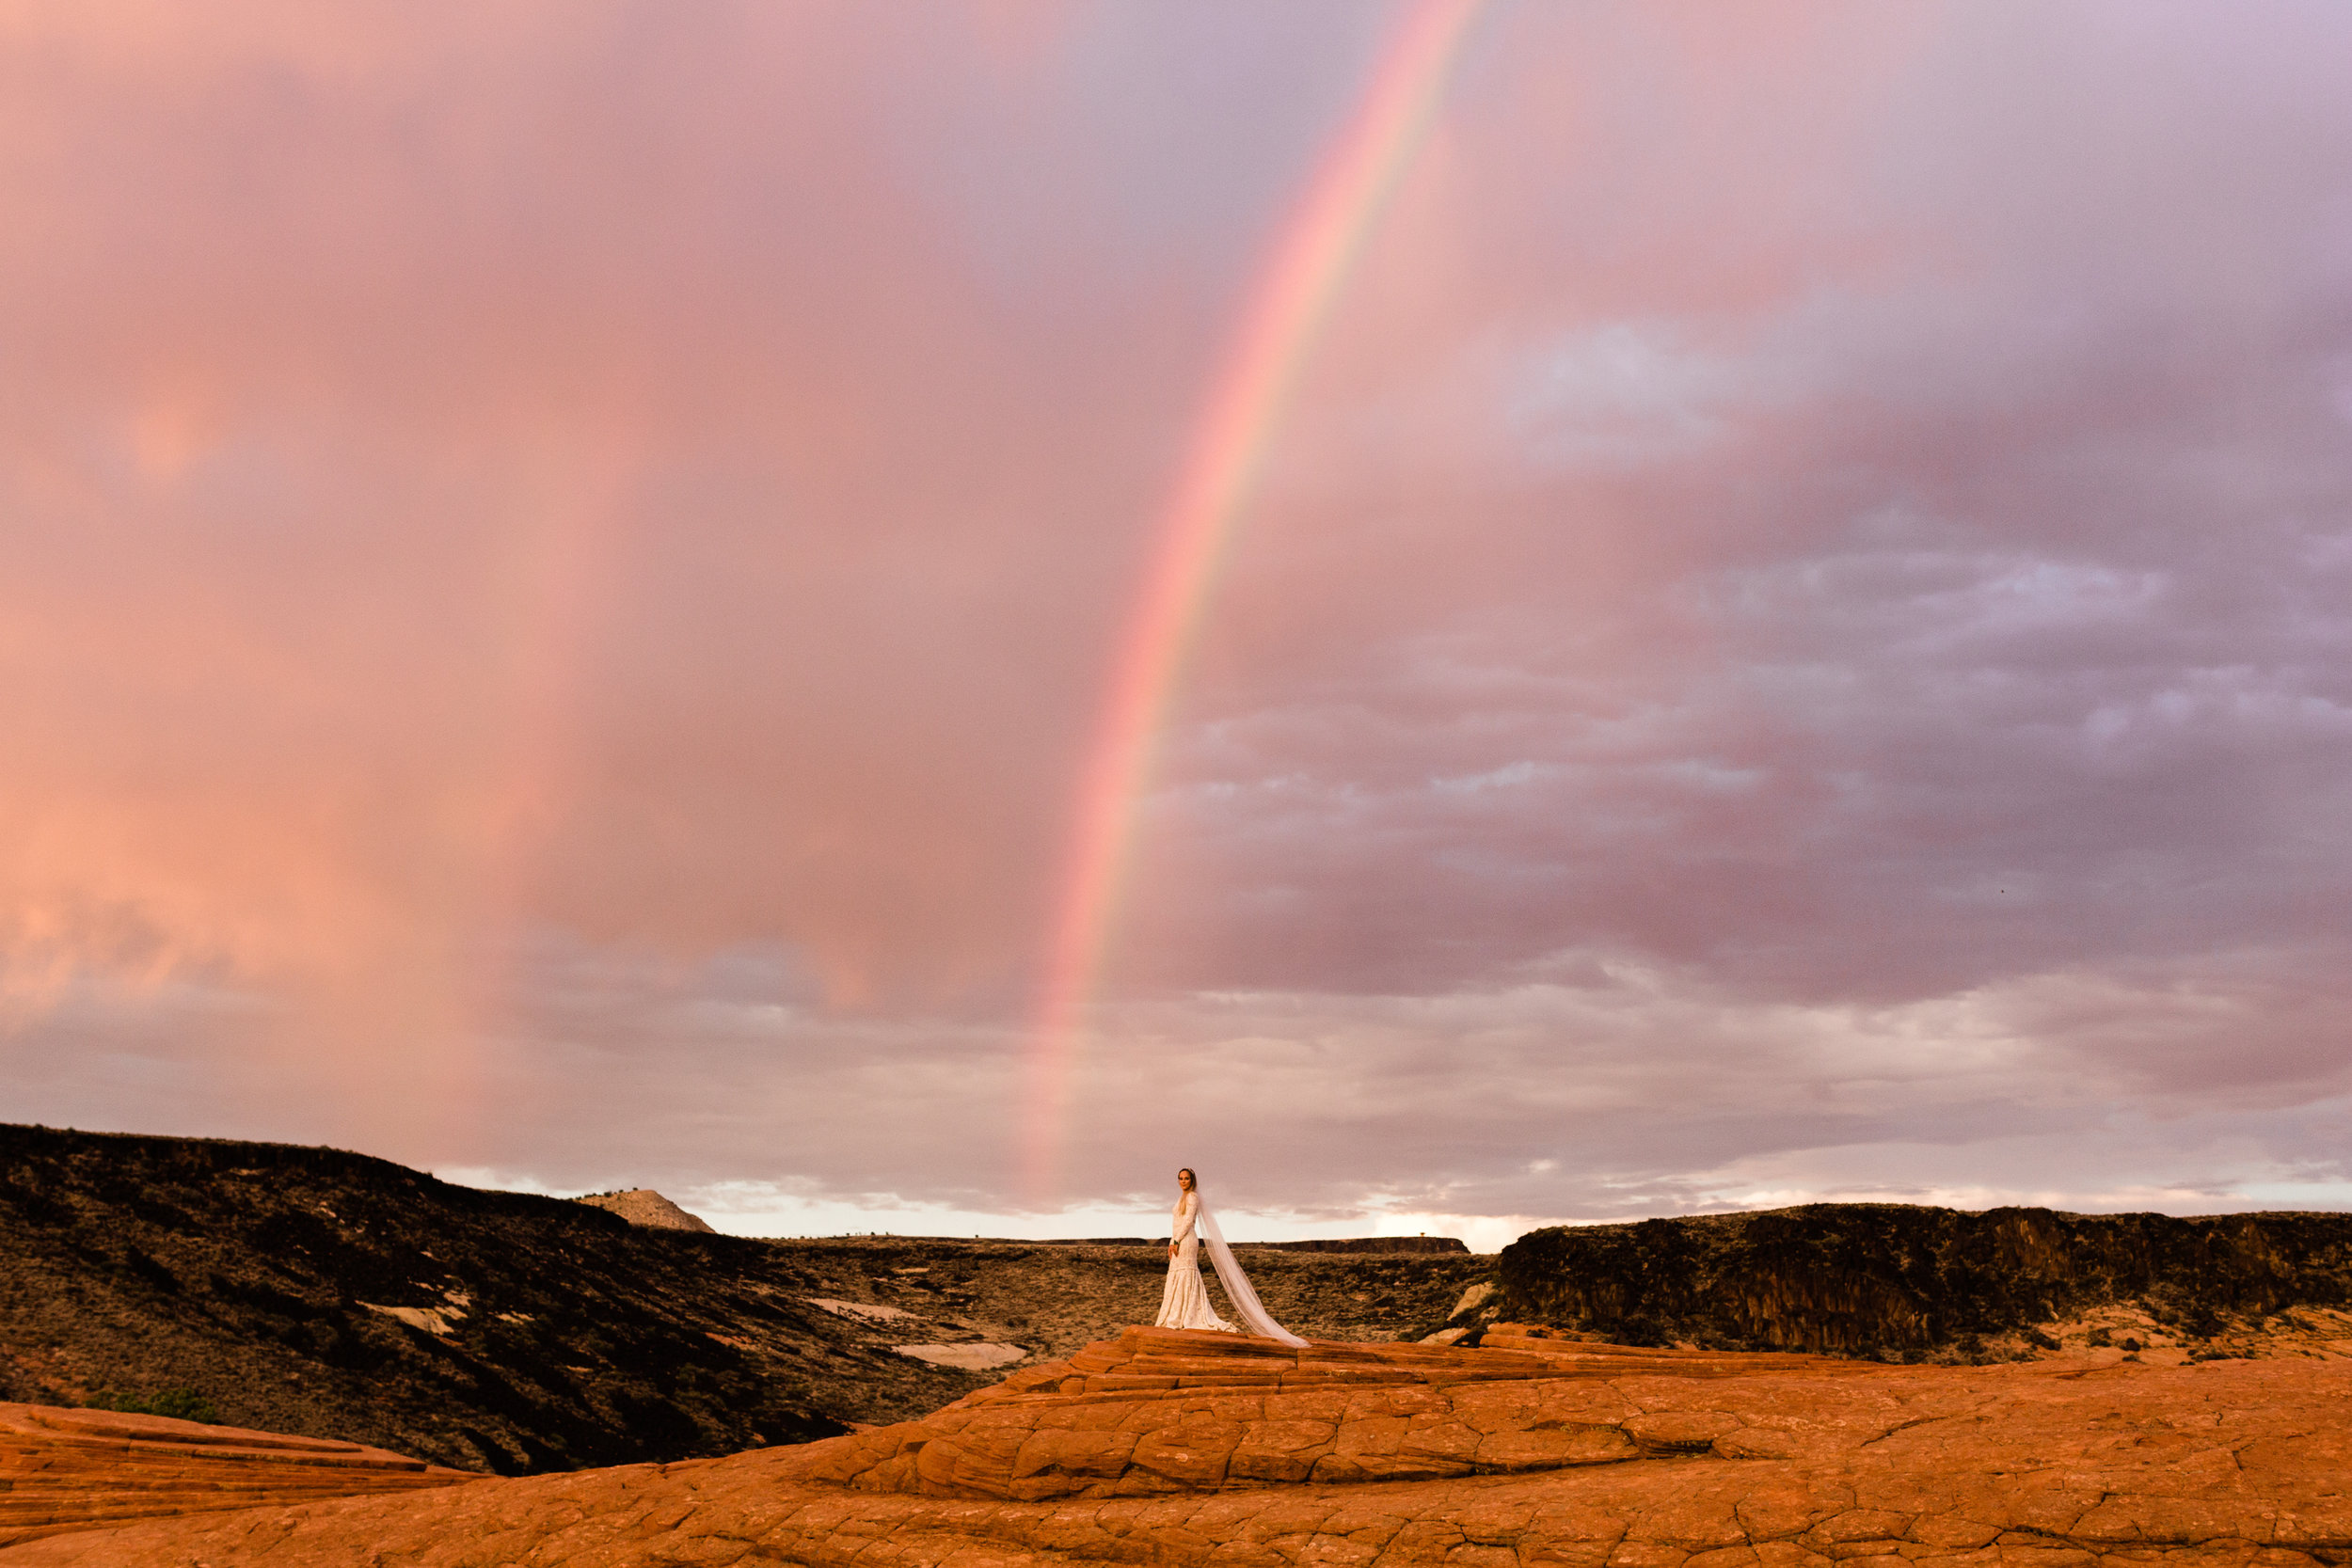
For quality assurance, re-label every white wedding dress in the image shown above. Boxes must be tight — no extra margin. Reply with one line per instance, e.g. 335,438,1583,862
1152,1188,1309,1347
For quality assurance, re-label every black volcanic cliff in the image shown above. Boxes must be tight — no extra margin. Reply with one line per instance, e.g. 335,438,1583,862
0,1124,873,1472
1499,1203,2352,1355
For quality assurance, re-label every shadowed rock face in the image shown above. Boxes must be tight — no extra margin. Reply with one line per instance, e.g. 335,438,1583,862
1499,1204,2352,1357
9,1330,2352,1567
0,1124,866,1471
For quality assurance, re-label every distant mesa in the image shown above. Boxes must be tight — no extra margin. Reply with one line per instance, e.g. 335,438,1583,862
1033,1236,1472,1253
1243,1236,1470,1254
572,1187,716,1231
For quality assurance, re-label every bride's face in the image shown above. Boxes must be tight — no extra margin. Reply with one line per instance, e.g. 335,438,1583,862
1177,1169,1194,1191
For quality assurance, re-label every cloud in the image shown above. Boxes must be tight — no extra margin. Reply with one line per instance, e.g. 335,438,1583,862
2,1,2349,1229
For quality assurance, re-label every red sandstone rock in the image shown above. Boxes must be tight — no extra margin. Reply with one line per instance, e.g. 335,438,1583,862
0,1401,472,1547
8,1332,2352,1567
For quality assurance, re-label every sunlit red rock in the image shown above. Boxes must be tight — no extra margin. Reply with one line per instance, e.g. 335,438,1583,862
0,1402,470,1547
11,1329,2352,1566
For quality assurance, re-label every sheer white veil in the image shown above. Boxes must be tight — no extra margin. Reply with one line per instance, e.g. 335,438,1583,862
1192,1191,1309,1348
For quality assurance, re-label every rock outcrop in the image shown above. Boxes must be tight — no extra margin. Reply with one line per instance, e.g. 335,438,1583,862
786,1326,1874,1500
0,1124,863,1470
0,1402,468,1548
573,1189,716,1231
12,1327,2352,1566
1501,1204,2352,1358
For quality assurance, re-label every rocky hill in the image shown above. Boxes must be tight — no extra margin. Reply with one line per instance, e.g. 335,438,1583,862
1499,1201,2352,1360
0,1124,1492,1475
573,1189,715,1231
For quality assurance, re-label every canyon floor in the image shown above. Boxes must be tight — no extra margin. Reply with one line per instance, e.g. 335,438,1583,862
6,1325,2351,1565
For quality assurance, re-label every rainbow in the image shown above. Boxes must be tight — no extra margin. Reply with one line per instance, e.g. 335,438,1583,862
1023,0,1486,1198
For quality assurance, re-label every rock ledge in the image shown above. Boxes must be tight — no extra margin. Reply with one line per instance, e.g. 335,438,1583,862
12,1330,2352,1568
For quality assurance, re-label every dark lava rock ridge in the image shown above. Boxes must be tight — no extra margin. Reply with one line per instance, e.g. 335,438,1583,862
1500,1202,2352,1358
0,1124,864,1473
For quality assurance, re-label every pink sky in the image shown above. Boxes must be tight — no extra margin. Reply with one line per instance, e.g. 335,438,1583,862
5,1,2351,1238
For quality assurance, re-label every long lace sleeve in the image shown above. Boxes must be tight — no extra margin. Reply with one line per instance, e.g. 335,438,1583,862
1170,1193,1198,1246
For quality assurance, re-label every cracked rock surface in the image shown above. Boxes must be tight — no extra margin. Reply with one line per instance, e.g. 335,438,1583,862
8,1328,2350,1566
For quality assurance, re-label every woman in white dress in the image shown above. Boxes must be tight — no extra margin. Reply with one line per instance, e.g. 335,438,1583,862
1155,1168,1235,1332
1152,1168,1309,1347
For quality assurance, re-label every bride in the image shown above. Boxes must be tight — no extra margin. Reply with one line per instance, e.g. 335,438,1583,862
1152,1167,1309,1347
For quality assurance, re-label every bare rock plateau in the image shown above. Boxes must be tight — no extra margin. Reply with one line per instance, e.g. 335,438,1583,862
8,1325,2352,1566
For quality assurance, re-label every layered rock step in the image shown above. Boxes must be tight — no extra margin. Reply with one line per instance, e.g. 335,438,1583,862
0,1403,475,1545
970,1323,1863,1402
785,1325,1893,1500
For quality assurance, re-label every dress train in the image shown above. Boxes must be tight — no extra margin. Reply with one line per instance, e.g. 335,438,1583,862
1152,1188,1308,1348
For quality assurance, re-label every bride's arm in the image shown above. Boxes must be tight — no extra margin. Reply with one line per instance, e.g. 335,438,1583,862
1168,1194,1196,1258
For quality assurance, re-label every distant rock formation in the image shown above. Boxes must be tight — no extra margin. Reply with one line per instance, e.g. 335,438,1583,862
1240,1236,1470,1254
1010,1236,1474,1252
1500,1202,2352,1358
573,1187,716,1231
